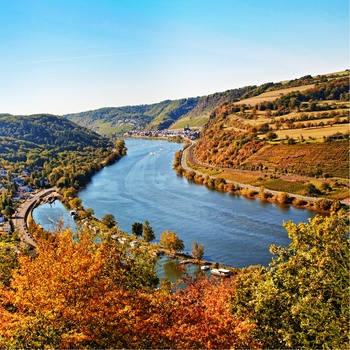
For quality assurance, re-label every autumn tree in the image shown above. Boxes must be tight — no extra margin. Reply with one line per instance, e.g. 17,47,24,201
159,230,184,253
84,207,94,219
231,210,349,349
0,231,21,287
191,241,204,262
142,220,155,242
144,275,260,349
0,226,158,349
0,225,261,349
69,196,82,210
101,213,116,228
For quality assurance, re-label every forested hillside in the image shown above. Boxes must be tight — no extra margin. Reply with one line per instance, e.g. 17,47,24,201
65,98,200,135
0,114,109,150
0,77,348,349
64,85,260,134
0,114,126,189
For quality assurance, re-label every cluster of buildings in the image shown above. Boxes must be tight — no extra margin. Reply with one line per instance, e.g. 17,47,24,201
125,127,200,140
0,169,39,198
0,168,44,234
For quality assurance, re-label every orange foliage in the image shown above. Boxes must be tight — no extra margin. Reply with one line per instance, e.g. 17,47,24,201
150,276,261,349
0,228,258,349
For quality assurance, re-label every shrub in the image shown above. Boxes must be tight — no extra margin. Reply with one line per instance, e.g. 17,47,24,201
275,192,290,204
314,198,333,211
241,187,258,197
292,198,308,206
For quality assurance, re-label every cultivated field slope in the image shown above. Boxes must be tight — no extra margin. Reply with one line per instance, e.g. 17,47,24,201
243,141,349,179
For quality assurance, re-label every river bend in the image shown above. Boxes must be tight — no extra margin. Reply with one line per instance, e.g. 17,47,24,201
34,138,317,268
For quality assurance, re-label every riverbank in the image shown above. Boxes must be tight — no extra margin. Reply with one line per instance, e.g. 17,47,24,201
177,141,348,213
13,187,61,248
30,138,323,268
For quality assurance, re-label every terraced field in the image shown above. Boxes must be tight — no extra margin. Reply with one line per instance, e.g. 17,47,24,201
243,140,349,179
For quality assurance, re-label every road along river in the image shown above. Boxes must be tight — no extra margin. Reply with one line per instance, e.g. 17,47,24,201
33,138,319,268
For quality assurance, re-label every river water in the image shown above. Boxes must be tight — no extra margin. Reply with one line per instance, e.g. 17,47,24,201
33,138,318,269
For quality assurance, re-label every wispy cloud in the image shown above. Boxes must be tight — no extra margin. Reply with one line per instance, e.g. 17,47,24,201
10,50,164,66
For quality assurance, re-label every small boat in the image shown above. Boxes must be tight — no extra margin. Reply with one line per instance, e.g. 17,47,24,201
201,265,210,271
70,210,79,219
210,268,231,277
130,240,140,248
180,260,190,265
149,151,155,155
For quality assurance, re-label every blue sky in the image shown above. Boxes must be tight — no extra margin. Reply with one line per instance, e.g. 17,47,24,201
1,0,348,115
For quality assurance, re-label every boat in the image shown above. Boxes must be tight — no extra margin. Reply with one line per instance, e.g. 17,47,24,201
180,260,190,265
130,240,140,248
149,151,155,155
210,268,231,277
201,265,210,271
70,210,79,219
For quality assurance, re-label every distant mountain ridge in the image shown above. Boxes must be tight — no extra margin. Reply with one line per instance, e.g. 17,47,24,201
64,85,259,135
63,71,347,135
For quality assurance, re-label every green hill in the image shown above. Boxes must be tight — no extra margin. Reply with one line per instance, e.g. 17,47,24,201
64,86,258,135
64,70,349,135
0,114,116,169
64,98,201,135
0,114,110,149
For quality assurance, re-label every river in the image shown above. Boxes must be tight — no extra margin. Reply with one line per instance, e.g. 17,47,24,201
33,138,318,269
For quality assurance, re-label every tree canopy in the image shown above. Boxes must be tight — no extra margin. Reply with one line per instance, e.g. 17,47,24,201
0,225,256,349
159,230,184,253
231,210,349,349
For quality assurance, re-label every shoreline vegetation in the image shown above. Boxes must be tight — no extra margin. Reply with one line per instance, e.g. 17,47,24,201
172,140,349,214
25,188,237,272
20,136,346,274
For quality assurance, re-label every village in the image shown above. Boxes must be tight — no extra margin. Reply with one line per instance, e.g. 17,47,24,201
0,168,47,235
124,126,201,140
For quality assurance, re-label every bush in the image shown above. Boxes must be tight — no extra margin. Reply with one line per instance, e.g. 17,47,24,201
275,192,290,204
314,198,332,211
292,197,308,206
241,187,258,197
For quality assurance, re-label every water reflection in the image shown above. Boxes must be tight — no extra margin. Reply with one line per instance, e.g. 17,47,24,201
32,200,78,232
157,256,208,285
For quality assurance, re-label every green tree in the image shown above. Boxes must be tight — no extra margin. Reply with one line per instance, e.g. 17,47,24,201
56,176,70,189
101,214,116,229
303,183,321,196
160,230,184,253
142,221,155,242
191,241,204,262
231,210,349,349
131,222,143,237
69,197,82,210
62,187,77,201
266,131,278,141
85,207,94,219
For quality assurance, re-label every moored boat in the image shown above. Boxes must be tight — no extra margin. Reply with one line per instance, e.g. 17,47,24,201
210,268,231,277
